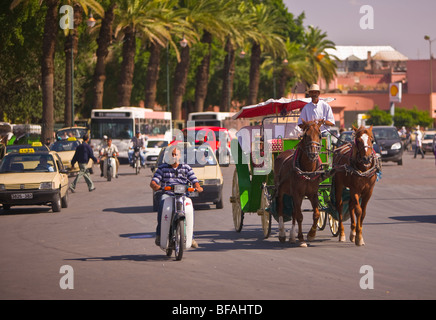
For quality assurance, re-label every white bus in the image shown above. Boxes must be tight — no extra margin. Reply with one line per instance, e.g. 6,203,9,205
90,107,172,159
187,112,235,128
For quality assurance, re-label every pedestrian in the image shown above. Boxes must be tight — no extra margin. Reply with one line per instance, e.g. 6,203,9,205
414,127,424,159
70,134,99,192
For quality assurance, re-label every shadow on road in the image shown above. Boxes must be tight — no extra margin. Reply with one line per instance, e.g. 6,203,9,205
389,215,436,224
102,206,154,214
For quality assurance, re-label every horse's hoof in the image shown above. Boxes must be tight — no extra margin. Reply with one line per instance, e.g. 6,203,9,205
279,236,286,243
307,235,315,242
355,238,365,246
289,237,296,244
339,234,346,242
350,231,356,243
299,242,307,248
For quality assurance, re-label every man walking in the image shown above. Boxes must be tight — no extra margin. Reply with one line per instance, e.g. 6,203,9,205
70,134,99,192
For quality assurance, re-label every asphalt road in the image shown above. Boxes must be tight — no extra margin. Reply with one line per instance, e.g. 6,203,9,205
1,150,436,300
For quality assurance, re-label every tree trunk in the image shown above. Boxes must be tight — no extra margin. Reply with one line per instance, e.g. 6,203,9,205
92,3,115,109
220,38,235,112
41,0,59,144
64,4,83,127
247,42,261,106
172,45,190,120
117,26,136,107
194,31,212,113
277,67,291,98
144,42,161,109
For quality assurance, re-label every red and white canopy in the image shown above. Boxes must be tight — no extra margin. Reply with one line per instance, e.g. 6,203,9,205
232,97,335,120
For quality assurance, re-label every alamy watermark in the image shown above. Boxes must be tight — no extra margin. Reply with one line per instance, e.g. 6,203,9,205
59,5,74,30
360,5,374,30
59,265,74,289
359,265,374,289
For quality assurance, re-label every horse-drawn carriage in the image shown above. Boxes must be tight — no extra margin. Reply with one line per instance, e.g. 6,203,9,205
229,98,381,246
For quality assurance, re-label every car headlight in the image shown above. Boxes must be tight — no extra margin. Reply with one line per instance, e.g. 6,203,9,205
39,182,55,190
203,179,220,185
0,184,5,191
391,142,402,150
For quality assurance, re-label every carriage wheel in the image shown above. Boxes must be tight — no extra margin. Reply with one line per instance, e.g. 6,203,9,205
260,184,272,239
328,214,339,237
317,210,327,231
231,169,244,232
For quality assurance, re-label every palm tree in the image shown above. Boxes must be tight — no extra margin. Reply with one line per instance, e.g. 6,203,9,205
115,0,179,107
92,1,116,109
276,40,315,98
144,0,187,109
10,0,59,143
302,25,337,90
192,0,233,113
242,2,288,105
62,1,103,126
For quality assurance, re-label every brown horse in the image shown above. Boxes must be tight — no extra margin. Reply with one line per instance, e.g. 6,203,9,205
274,119,328,247
333,125,379,246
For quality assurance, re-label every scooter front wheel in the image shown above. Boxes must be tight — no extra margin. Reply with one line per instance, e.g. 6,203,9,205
174,220,185,261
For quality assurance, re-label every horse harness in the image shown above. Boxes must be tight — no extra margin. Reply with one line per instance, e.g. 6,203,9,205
333,142,381,178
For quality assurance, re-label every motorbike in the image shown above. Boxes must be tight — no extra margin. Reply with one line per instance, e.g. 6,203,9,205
130,147,141,175
158,184,198,261
103,153,117,181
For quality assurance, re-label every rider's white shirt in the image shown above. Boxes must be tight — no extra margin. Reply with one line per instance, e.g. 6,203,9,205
298,100,335,132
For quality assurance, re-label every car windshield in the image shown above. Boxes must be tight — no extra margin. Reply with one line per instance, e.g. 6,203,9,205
56,128,87,140
0,154,56,173
159,146,217,167
372,128,399,140
423,133,435,140
147,140,168,148
339,132,354,143
50,140,80,152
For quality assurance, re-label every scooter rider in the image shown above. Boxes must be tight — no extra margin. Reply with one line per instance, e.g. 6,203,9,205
100,137,120,177
150,145,203,248
128,131,147,167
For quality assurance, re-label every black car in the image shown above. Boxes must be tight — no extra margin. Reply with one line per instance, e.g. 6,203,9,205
372,126,403,165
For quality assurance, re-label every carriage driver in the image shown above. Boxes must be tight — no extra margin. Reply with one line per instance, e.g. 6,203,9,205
298,84,335,132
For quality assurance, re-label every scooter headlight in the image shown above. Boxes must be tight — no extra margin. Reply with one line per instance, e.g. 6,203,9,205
173,185,187,194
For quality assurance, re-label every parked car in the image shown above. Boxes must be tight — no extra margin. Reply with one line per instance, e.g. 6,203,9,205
372,126,403,165
153,145,224,210
144,138,168,170
0,148,69,212
422,130,436,153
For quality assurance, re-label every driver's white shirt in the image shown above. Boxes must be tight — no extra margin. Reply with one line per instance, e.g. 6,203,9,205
298,100,335,132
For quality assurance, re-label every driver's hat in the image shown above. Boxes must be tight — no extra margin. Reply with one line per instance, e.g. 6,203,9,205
309,84,320,92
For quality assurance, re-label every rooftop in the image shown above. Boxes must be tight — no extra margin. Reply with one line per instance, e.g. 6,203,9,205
326,45,408,61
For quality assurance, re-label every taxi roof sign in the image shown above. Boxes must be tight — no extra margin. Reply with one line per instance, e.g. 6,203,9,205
32,142,43,147
19,148,35,153
67,137,77,141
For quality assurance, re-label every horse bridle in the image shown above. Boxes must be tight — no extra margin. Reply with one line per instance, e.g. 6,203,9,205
354,135,375,168
301,130,322,162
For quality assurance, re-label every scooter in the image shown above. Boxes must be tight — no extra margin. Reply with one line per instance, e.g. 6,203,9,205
159,184,198,261
130,147,141,175
103,153,117,181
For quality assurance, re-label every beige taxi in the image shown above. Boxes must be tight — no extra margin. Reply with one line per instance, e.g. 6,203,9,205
56,126,89,141
0,148,69,212
50,137,93,175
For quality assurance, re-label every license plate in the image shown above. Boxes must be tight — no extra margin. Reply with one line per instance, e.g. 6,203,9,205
381,150,388,155
188,191,199,197
11,193,33,200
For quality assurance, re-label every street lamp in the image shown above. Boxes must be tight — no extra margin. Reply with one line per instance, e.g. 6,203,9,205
424,35,435,120
87,12,96,28
180,35,188,48
424,35,434,93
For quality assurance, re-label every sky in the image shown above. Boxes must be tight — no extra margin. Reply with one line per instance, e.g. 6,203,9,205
283,0,436,60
